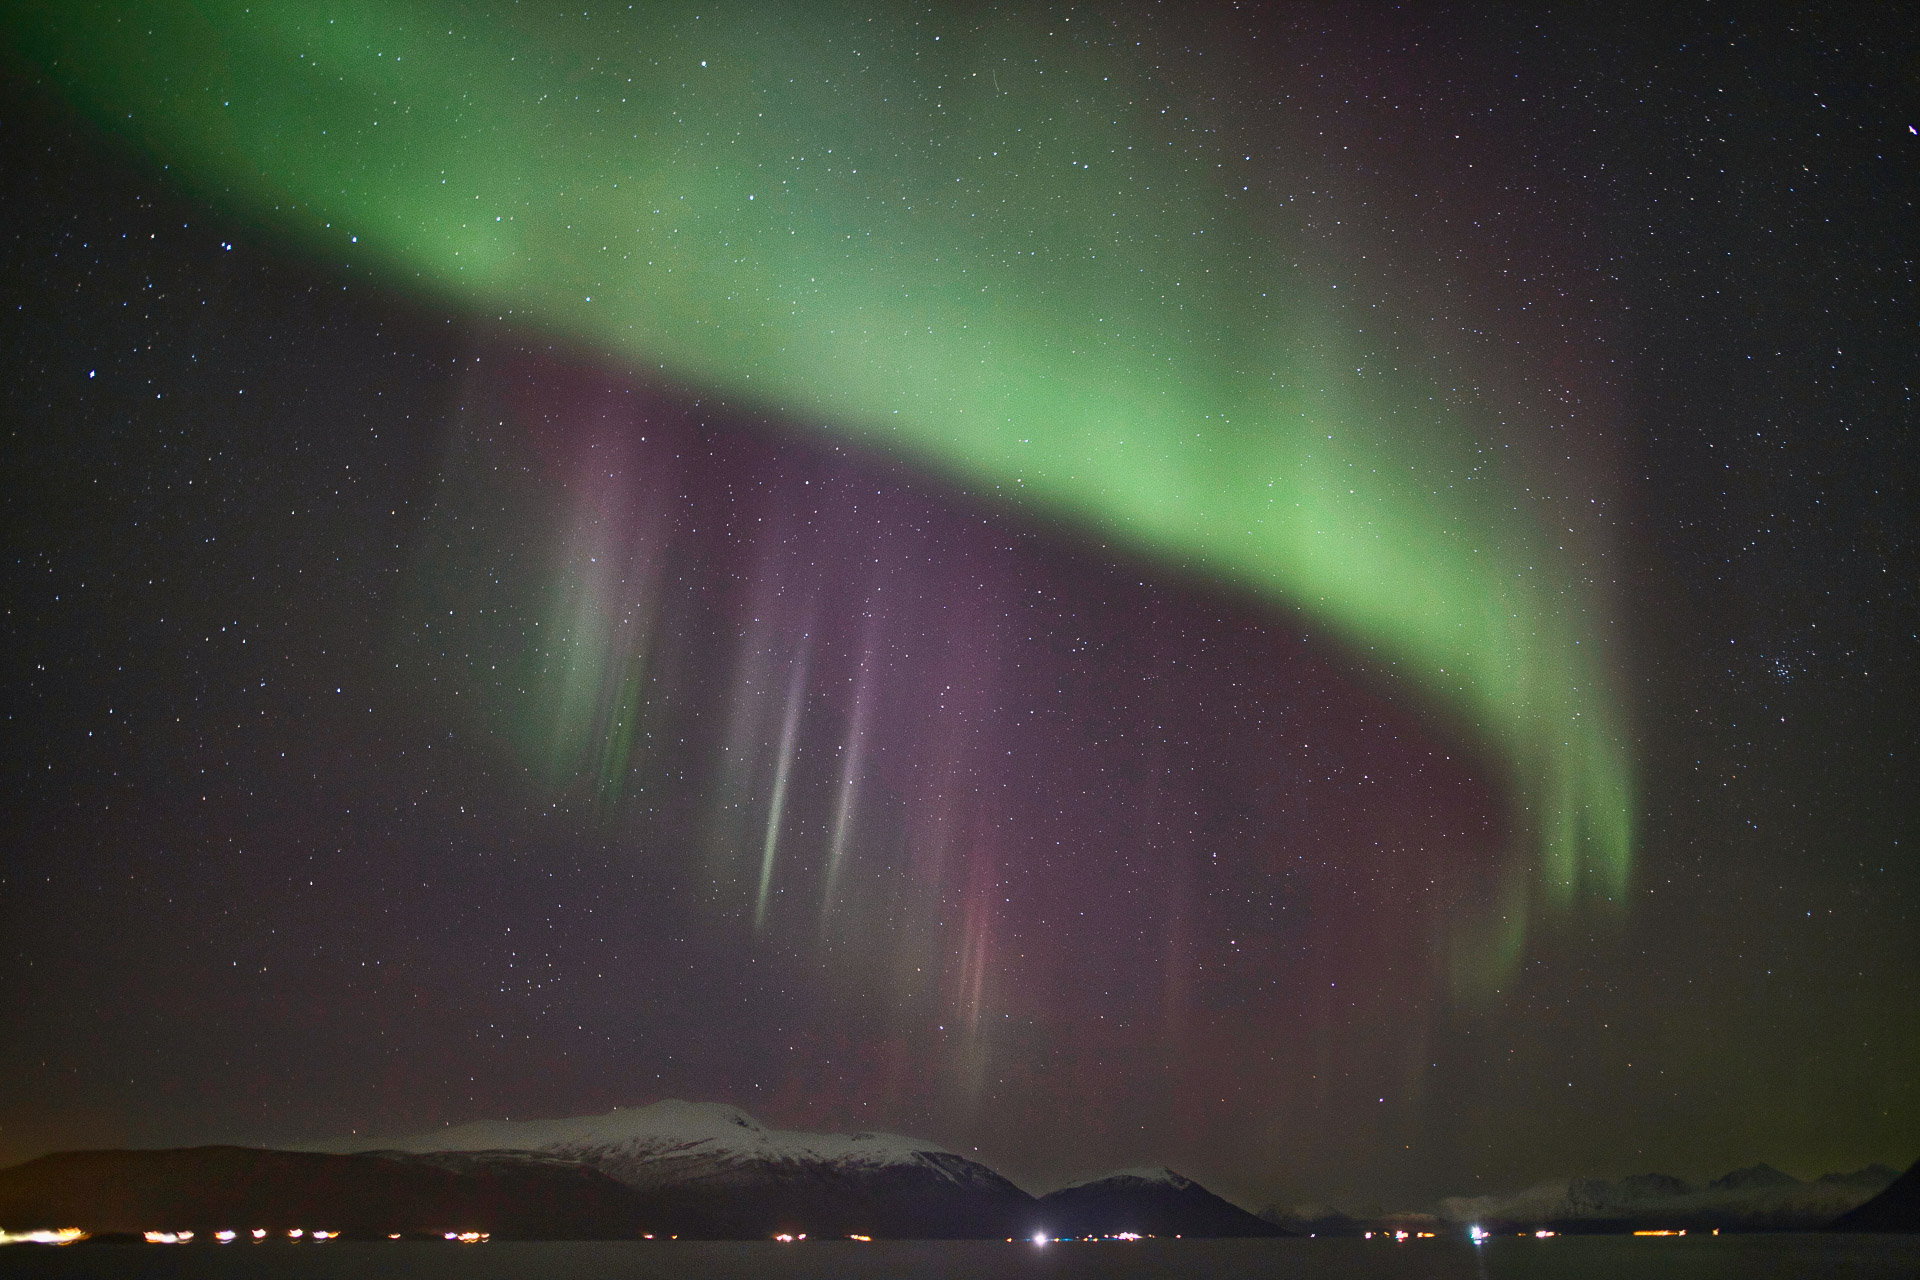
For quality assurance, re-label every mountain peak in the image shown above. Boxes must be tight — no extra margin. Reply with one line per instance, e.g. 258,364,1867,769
1708,1163,1800,1193
1067,1166,1195,1191
1039,1166,1285,1237
1817,1164,1898,1189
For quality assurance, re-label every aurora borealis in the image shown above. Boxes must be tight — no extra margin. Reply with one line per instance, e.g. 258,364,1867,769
3,2,1915,1215
11,0,1635,962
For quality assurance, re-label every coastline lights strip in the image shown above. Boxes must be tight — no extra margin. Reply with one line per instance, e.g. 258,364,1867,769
0,1229,88,1246
6,0,1636,983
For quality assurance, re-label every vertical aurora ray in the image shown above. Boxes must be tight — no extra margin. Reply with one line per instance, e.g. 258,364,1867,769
709,597,779,898
755,634,811,931
594,639,649,808
7,0,1635,979
486,383,677,802
822,621,878,924
952,826,1000,1100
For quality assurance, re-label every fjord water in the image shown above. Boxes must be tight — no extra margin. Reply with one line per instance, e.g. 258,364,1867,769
1,1237,1917,1279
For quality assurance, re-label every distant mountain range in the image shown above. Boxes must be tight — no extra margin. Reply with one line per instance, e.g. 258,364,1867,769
0,1101,1282,1240
1264,1160,1906,1236
1830,1159,1920,1233
5,1101,1906,1241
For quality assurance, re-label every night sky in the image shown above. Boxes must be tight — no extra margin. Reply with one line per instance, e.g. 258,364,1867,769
2,3,1914,1213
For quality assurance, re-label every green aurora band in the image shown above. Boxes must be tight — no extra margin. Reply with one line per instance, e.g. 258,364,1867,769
10,0,1635,986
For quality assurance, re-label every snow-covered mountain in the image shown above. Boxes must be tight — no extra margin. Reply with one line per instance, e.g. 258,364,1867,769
319,1099,1007,1193
1431,1162,1898,1232
1059,1166,1197,1192
308,1100,1033,1238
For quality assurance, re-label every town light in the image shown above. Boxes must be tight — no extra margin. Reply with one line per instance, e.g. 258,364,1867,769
0,1229,87,1246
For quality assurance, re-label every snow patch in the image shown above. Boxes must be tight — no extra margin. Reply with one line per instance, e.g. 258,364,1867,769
1062,1166,1195,1192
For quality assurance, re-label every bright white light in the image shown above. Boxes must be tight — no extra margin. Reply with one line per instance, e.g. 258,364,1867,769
0,1229,86,1246
215,1230,236,1243
1032,1233,1050,1245
251,1229,267,1240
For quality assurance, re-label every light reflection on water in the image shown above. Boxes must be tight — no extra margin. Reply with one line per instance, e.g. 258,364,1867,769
0,1236,1915,1279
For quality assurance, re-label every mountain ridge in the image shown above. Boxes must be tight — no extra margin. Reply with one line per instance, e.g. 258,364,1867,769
1264,1161,1903,1235
1828,1158,1920,1233
1037,1167,1287,1238
0,1102,1290,1240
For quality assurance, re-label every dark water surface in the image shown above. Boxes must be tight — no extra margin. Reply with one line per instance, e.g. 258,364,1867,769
1,1236,1916,1279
